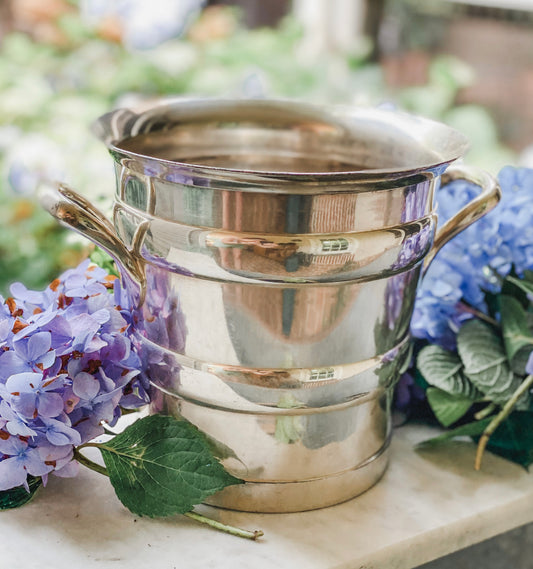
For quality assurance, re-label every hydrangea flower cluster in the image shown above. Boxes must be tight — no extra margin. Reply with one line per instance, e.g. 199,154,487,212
411,166,533,349
0,259,149,491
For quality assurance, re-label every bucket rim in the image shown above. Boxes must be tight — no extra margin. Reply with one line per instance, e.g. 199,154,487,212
92,97,469,185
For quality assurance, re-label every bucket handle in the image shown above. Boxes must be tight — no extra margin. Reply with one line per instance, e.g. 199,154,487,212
423,164,501,273
38,182,147,305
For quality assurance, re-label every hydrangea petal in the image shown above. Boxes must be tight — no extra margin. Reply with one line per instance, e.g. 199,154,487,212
41,418,82,446
72,372,100,400
64,274,86,289
526,351,533,376
0,401,37,437
91,308,111,325
38,441,74,464
9,392,37,418
0,434,27,455
37,392,64,418
24,447,54,477
13,308,57,342
26,331,52,361
0,351,31,380
0,456,27,491
6,418,37,437
10,282,47,305
53,460,79,478
6,371,44,393
69,313,101,351
85,336,108,353
0,318,14,343
38,349,57,370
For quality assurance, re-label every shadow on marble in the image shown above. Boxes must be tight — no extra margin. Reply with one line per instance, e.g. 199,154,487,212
414,439,527,482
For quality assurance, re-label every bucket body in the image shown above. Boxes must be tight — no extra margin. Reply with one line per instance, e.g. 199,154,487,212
41,99,500,512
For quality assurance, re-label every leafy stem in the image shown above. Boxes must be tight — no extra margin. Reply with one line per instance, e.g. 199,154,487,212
73,447,109,477
184,511,263,541
73,440,263,540
475,374,533,470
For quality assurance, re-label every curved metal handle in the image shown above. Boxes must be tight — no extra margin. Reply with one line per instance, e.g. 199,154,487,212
38,182,147,305
423,164,501,272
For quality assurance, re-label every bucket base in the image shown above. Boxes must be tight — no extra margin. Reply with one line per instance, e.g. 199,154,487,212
205,442,390,513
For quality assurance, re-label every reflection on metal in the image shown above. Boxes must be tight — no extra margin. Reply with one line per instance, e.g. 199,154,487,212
42,98,500,512
310,368,336,382
321,238,349,252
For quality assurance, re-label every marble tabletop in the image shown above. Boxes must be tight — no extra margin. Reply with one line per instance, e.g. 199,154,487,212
3,423,533,569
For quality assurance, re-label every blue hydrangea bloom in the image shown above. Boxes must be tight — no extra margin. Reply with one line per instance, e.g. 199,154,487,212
0,261,149,491
412,167,533,348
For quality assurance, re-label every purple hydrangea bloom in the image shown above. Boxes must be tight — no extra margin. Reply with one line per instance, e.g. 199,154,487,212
0,260,149,491
0,436,53,491
526,351,533,376
0,332,56,379
393,372,427,420
411,167,533,348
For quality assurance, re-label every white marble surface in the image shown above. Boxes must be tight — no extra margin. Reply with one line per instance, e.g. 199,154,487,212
3,424,533,569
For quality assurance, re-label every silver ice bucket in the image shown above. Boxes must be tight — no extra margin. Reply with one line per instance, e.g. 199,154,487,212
41,99,500,512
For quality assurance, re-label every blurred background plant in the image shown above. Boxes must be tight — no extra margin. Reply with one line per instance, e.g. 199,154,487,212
1,0,532,293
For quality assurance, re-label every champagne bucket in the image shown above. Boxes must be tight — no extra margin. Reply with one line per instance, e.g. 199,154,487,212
41,99,500,512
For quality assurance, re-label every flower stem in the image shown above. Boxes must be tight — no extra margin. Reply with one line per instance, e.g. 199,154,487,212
475,374,533,470
184,511,264,541
73,448,109,477
458,301,499,328
474,402,497,421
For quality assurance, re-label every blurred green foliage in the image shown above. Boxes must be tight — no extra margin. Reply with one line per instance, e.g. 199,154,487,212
0,5,516,294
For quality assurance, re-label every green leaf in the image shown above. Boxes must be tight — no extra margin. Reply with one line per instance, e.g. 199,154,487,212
523,270,533,284
90,247,119,278
426,387,474,427
483,290,500,320
499,294,533,374
457,319,522,405
413,369,430,391
503,275,533,302
417,344,481,399
484,411,533,468
99,415,243,518
417,416,492,448
0,476,42,510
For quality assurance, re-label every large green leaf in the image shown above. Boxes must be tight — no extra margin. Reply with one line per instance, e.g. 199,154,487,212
426,387,474,428
99,415,242,517
457,319,522,405
482,411,533,469
499,294,533,375
417,411,533,469
503,275,533,302
417,344,481,399
0,476,42,510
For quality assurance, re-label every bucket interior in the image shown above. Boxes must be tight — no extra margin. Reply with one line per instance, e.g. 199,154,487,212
112,101,468,175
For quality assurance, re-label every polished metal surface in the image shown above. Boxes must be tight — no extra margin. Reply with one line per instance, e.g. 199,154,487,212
40,98,501,512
